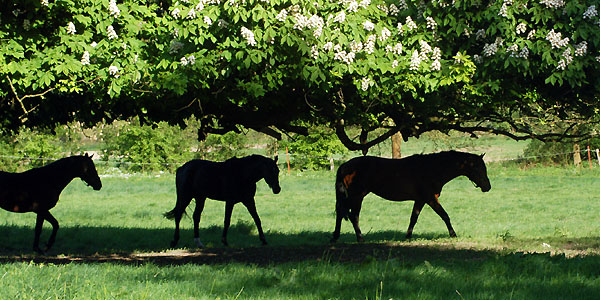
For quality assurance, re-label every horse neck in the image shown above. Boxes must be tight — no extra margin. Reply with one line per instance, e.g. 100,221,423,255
43,158,82,188
435,155,468,184
243,157,267,183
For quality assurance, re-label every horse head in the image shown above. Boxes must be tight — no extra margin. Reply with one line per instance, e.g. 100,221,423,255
463,153,491,192
262,155,281,194
79,153,102,191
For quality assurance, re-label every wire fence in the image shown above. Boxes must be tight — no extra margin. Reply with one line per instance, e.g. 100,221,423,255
1,147,599,173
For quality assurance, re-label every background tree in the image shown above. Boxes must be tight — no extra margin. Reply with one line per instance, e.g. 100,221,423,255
1,0,599,152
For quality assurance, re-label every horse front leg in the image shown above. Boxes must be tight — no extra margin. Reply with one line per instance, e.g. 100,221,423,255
192,197,206,248
33,213,45,254
43,212,59,251
427,194,457,237
242,199,267,245
406,201,426,239
221,201,234,246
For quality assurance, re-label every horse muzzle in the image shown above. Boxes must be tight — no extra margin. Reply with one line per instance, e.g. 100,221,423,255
272,186,281,194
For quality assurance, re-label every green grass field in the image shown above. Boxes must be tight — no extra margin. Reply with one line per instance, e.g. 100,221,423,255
1,136,600,299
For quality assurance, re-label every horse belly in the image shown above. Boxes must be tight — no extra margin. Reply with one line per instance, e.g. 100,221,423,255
372,189,416,202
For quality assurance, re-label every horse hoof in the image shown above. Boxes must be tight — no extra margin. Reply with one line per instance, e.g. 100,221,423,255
357,237,365,243
450,233,457,238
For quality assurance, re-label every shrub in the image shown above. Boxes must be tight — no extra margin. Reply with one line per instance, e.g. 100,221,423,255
283,126,349,170
101,121,196,172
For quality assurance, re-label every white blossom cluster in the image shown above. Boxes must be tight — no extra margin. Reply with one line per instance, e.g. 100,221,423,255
186,8,196,19
396,0,408,9
507,44,529,59
276,9,288,22
405,16,417,31
574,41,587,56
23,20,31,31
385,43,402,55
377,3,401,16
363,20,375,31
364,34,376,54
180,55,196,66
241,27,257,46
596,56,600,63
499,0,512,17
333,11,346,23
539,0,565,9
350,40,363,52
311,45,319,59
108,65,119,77
41,0,49,6
482,37,503,57
392,60,399,68
81,51,90,65
107,25,118,39
379,27,391,41
410,50,421,70
293,13,308,30
546,29,569,49
360,77,372,91
431,47,442,71
67,22,76,35
109,0,120,18
359,0,371,9
426,17,437,30
323,42,333,51
172,8,181,19
419,40,432,60
527,29,536,39
557,47,572,70
334,49,355,64
308,15,324,38
583,5,597,19
348,1,359,12
204,16,212,25
516,23,527,35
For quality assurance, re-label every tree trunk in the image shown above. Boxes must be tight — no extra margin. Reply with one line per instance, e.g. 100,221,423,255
392,132,402,159
573,144,581,167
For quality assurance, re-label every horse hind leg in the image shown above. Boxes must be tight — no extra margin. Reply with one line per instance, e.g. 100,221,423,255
192,197,206,248
43,212,59,251
427,194,457,237
166,194,192,248
348,197,365,243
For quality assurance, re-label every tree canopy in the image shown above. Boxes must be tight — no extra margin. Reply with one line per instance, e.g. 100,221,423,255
2,0,600,151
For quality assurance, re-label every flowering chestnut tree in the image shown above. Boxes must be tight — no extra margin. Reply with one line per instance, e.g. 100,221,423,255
1,0,599,151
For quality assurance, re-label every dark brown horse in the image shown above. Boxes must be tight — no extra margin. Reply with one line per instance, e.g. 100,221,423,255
0,154,102,253
165,155,280,248
331,151,491,243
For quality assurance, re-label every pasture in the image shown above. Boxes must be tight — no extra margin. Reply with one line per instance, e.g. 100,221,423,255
1,159,600,299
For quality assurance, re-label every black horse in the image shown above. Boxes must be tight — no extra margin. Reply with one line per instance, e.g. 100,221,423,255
331,151,491,243
165,155,281,248
0,154,102,253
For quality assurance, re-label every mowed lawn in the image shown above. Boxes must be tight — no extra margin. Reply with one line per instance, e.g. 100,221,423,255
1,162,600,299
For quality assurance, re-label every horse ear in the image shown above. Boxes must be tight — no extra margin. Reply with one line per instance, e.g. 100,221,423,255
273,155,278,163
85,153,89,157
480,153,486,158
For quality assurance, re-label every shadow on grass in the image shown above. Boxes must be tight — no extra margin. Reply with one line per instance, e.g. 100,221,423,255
0,224,599,266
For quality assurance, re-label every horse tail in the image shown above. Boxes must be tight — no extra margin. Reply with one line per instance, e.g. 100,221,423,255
164,164,189,220
335,164,353,221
